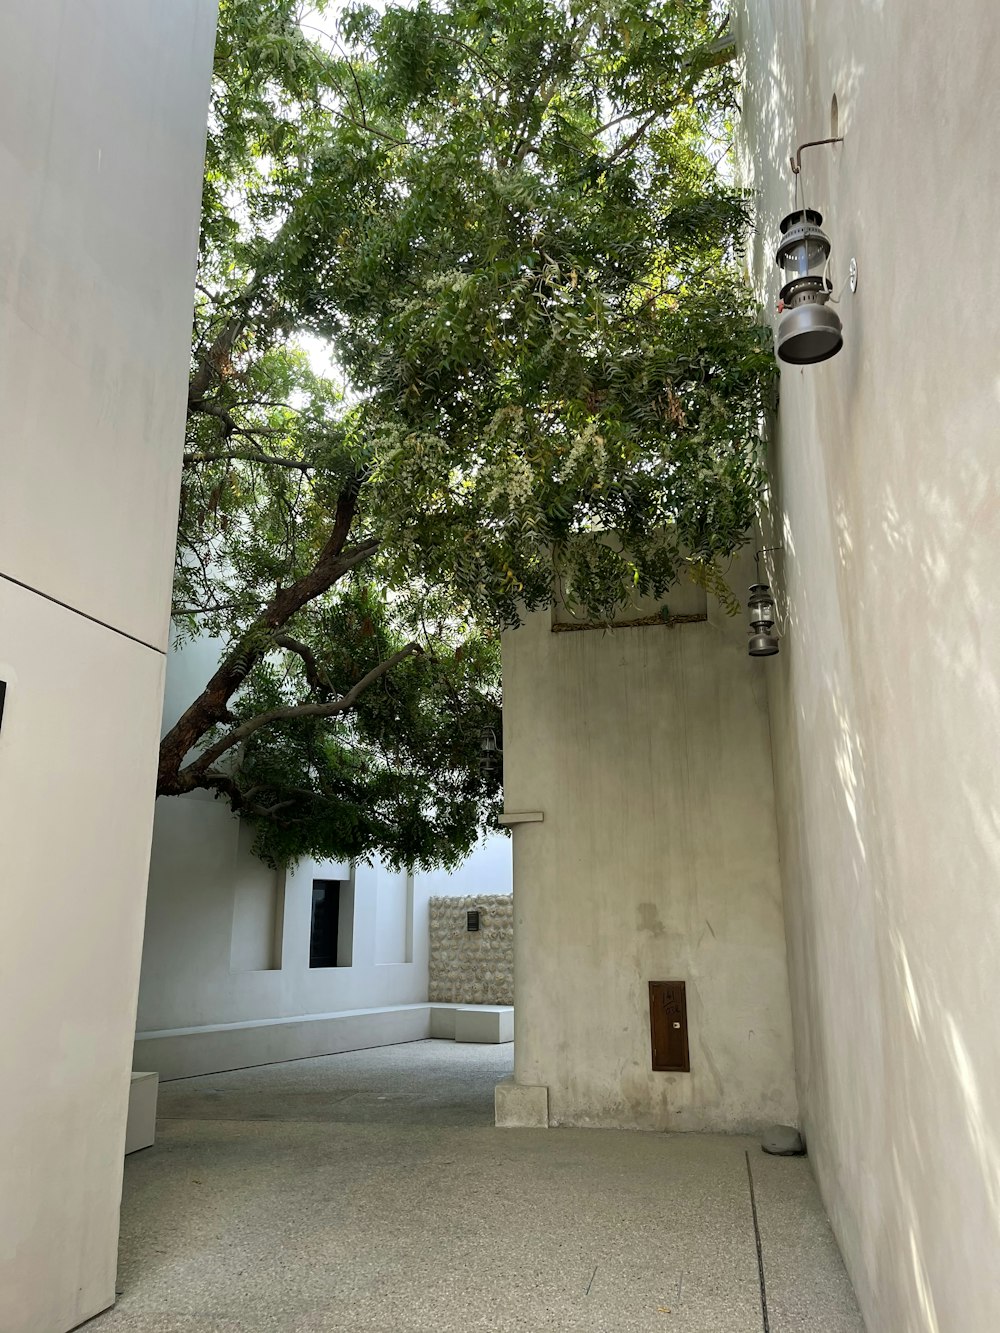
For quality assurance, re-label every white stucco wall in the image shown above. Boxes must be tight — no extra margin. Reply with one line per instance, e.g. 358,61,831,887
739,3,1000,1329
134,634,512,1069
0,4,216,1330
418,832,512,898
137,794,426,1033
502,559,798,1131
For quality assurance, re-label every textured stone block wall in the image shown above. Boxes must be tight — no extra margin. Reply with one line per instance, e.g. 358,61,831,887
428,895,514,1005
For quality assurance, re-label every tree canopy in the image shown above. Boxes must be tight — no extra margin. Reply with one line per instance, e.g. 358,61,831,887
161,0,774,868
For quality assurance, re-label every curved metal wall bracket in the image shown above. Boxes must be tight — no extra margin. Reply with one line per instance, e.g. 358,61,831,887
790,136,844,175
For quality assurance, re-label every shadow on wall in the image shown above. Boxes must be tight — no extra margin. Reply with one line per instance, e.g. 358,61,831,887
759,384,1000,1332
428,895,513,1005
746,1,1000,1324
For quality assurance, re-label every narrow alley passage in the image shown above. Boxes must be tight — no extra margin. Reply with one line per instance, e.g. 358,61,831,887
92,1043,863,1332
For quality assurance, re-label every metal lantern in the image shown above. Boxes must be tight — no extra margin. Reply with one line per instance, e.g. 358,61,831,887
775,208,843,365
479,728,502,776
747,583,779,657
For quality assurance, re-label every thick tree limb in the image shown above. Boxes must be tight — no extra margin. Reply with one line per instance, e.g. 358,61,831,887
188,397,238,434
187,223,292,411
189,308,252,409
330,537,380,577
157,478,378,792
184,642,422,777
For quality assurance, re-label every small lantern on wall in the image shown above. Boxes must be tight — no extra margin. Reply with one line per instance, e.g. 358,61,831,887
480,728,502,777
747,583,779,657
775,208,843,365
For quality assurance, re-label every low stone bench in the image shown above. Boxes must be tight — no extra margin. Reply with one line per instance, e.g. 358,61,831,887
125,1071,158,1154
429,1003,513,1044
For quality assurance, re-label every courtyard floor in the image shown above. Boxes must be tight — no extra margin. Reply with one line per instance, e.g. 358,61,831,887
90,1041,863,1332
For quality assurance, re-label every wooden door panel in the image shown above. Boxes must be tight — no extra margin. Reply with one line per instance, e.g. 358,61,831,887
649,979,690,1072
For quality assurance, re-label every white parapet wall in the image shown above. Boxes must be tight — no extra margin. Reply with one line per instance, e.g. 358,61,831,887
136,1005,435,1080
137,1003,512,1079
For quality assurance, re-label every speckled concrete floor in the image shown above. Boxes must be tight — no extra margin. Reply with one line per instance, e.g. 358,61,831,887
88,1041,864,1333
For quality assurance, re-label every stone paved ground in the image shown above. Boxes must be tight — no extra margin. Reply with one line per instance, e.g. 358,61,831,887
88,1041,864,1332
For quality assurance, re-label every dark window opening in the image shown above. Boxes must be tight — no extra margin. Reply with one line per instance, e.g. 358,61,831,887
310,880,342,968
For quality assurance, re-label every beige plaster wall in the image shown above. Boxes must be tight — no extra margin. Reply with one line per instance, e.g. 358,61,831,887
738,2,1000,1328
0,3,216,1329
502,560,798,1131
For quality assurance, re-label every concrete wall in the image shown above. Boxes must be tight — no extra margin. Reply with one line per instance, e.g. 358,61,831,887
0,3,216,1329
429,895,514,1005
137,795,423,1030
501,561,798,1131
738,3,1000,1328
135,635,512,1076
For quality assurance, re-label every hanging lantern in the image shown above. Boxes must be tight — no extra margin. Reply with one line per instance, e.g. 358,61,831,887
775,208,843,365
747,583,779,657
479,728,502,776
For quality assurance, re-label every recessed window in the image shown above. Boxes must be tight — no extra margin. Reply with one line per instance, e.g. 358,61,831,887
310,879,353,968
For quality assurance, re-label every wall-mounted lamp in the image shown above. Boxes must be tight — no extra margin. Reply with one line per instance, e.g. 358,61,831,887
775,137,845,365
748,548,783,657
480,728,502,777
748,584,779,656
775,209,842,364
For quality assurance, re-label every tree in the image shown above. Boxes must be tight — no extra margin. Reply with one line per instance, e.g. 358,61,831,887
160,0,774,867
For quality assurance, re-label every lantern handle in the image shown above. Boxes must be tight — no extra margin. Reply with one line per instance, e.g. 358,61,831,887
790,137,843,176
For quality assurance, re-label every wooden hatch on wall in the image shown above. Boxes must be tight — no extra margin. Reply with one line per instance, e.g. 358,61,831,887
648,980,690,1072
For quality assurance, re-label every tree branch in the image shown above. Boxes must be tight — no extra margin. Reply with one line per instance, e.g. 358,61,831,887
183,447,312,471
188,308,252,409
274,634,332,696
600,111,659,170
188,396,238,434
198,771,296,818
158,475,376,792
317,101,412,148
184,643,423,776
332,537,380,577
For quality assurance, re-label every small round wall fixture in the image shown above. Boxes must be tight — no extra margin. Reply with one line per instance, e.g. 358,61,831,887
775,208,843,365
747,583,779,657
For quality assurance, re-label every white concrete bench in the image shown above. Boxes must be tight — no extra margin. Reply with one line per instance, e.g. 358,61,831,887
429,1003,513,1044
125,1071,158,1154
135,1003,514,1080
